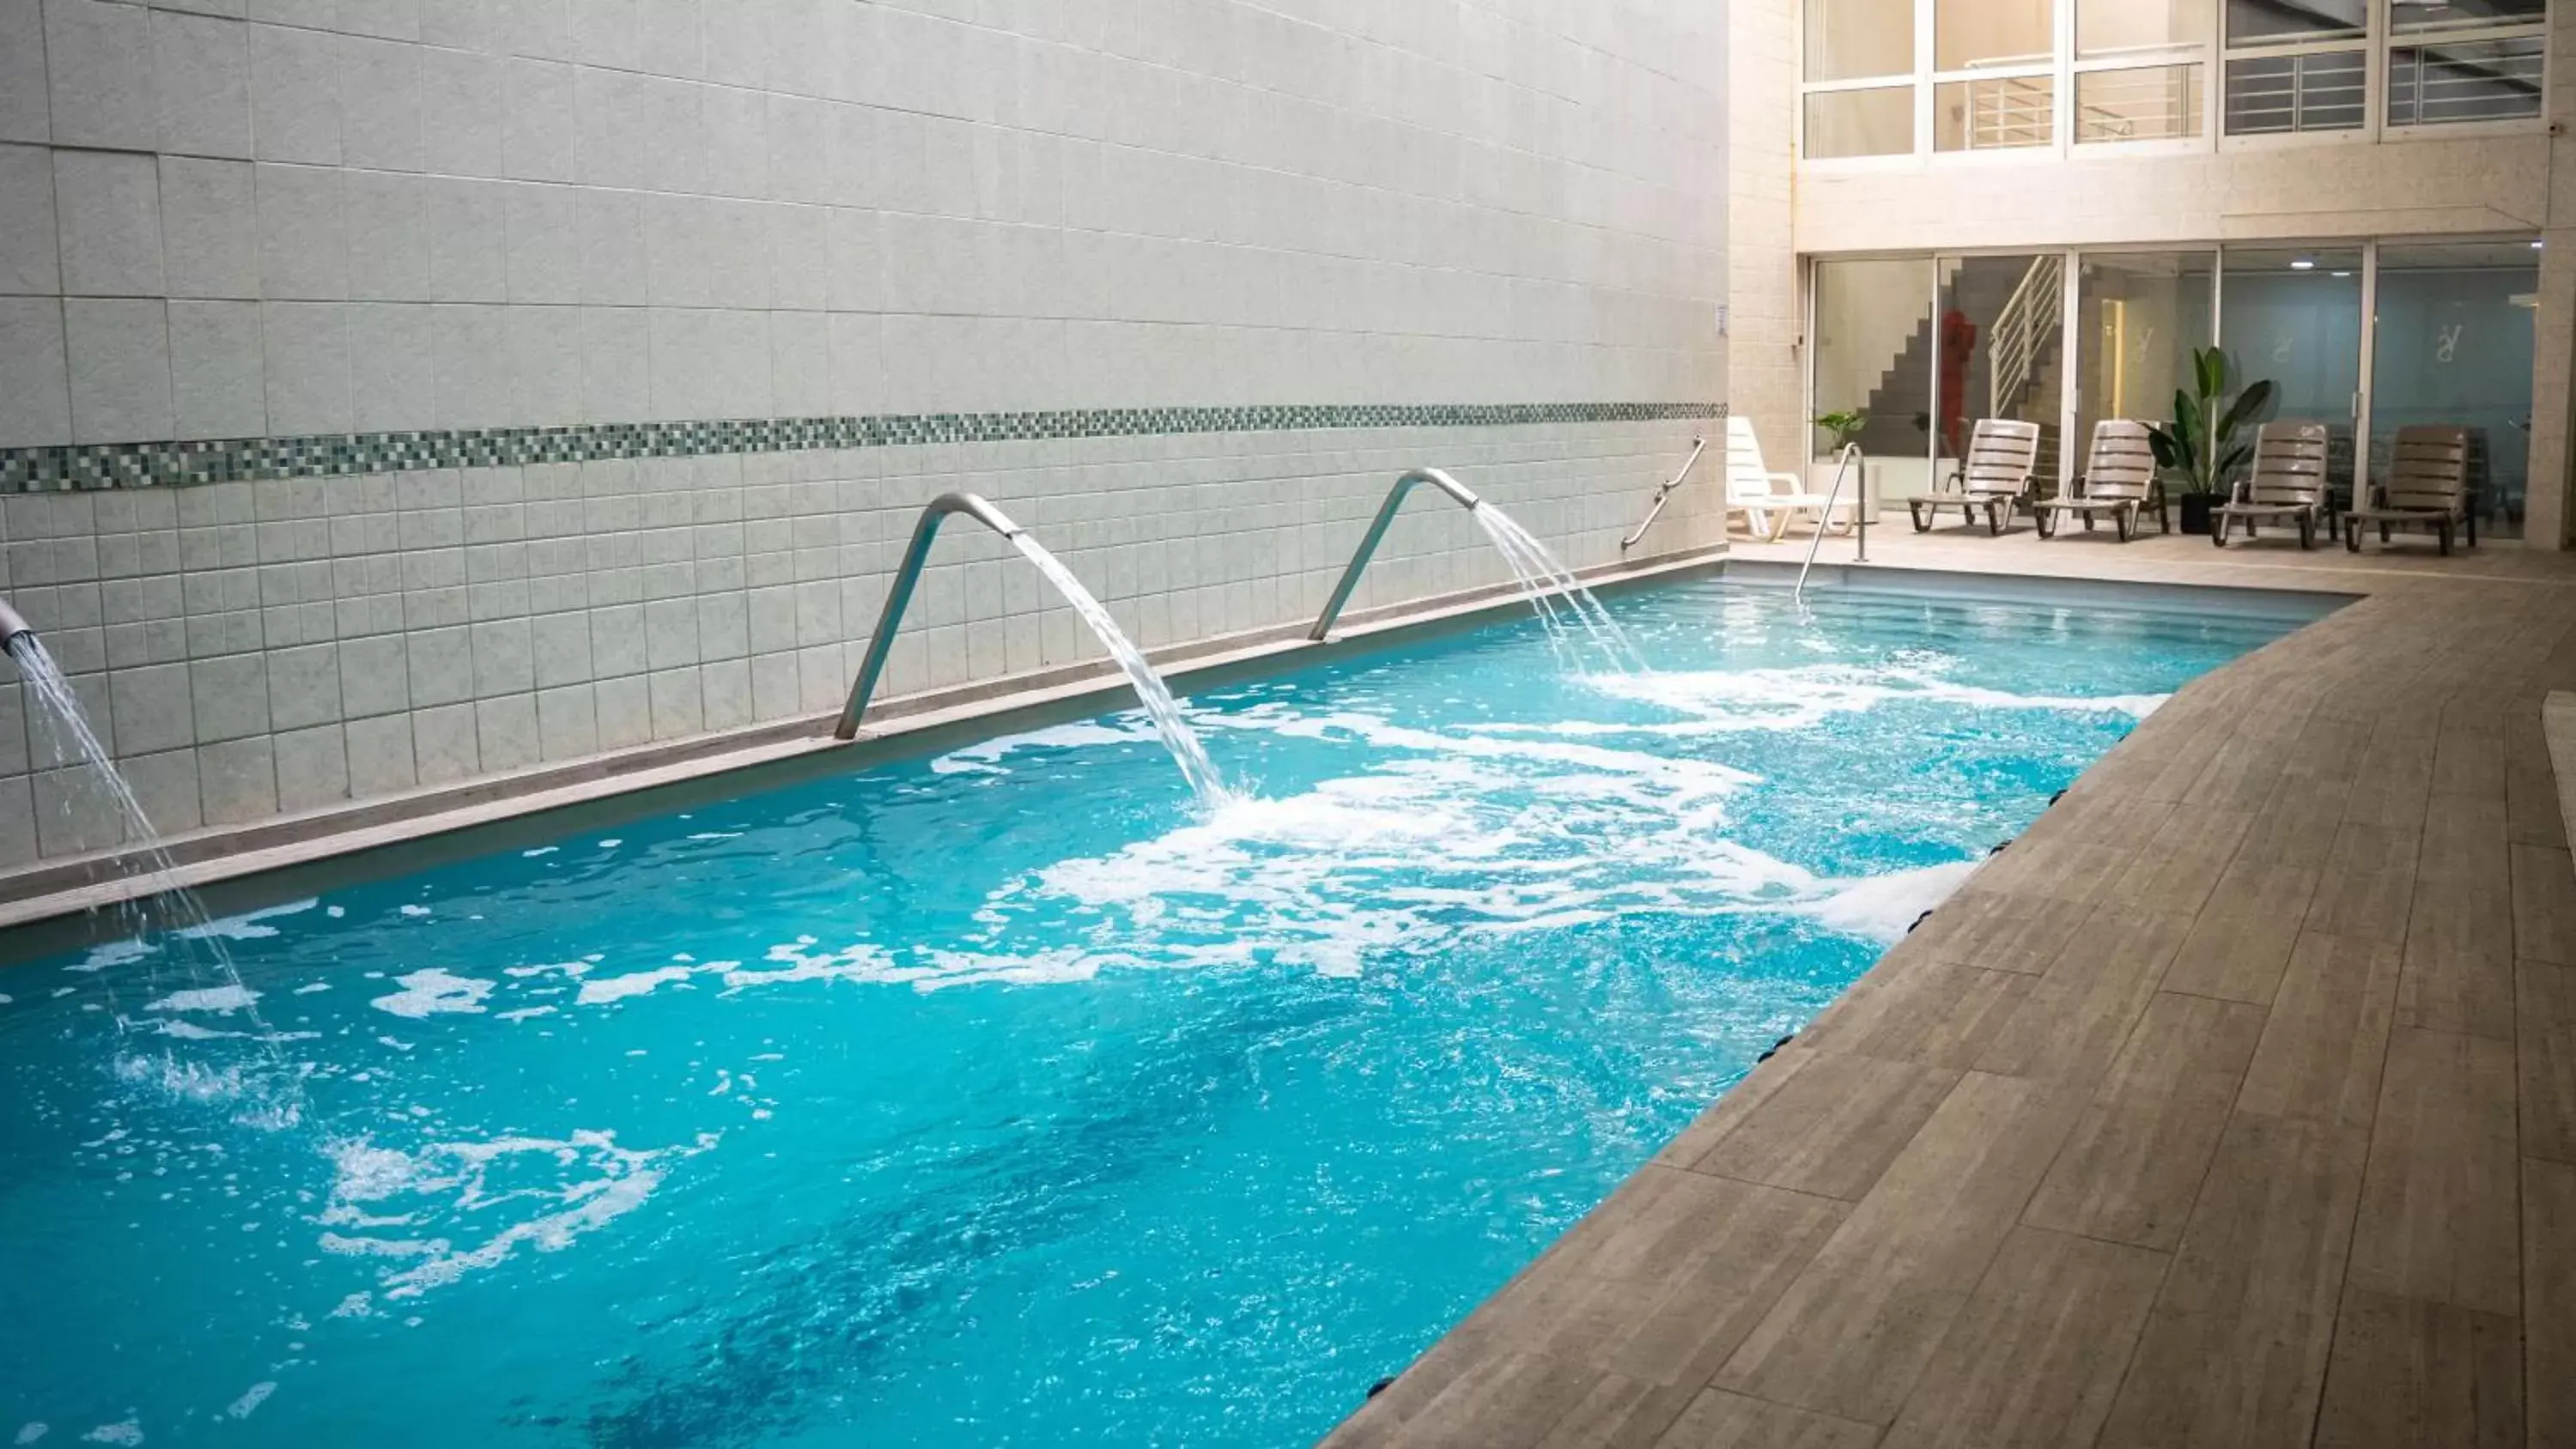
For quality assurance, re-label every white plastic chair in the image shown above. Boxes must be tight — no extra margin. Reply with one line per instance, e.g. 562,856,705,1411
1724,417,1841,542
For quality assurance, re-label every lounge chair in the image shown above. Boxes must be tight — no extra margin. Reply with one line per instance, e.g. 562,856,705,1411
1722,416,1842,543
2213,421,2333,549
1907,418,2042,536
2034,420,2167,542
2347,425,2475,555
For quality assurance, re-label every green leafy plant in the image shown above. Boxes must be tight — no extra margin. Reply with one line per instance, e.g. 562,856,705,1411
2147,347,2275,496
1814,409,1868,453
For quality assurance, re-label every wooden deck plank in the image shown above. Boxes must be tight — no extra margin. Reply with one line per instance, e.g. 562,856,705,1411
2022,991,2269,1250
2396,872,2517,1040
2096,1111,2371,1449
2519,959,2576,1166
1715,1073,2086,1426
2344,1028,2521,1316
2233,932,2403,1135
1790,950,2034,1072
1647,1390,1880,1449
2160,861,2318,1005
1673,1049,1961,1203
1972,904,2196,1088
2308,822,2425,946
1905,888,2096,975
2312,1288,2522,1448
2512,844,2576,967
2525,1157,2576,1448
1875,1226,2168,1449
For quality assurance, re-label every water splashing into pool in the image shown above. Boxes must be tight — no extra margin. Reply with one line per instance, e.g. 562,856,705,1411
4,627,302,1124
1007,533,1235,807
1470,506,1644,674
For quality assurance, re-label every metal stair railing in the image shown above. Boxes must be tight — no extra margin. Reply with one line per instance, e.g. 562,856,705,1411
1793,445,1868,603
1989,253,2063,419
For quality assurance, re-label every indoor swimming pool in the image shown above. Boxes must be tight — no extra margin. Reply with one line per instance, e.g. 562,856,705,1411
0,579,2322,1448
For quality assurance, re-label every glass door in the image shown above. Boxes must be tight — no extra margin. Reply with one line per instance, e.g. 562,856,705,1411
2075,251,2215,481
2368,239,2540,538
2221,246,2366,509
1811,257,1940,505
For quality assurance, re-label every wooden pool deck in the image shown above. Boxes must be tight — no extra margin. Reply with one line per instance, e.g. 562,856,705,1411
1321,528,2576,1448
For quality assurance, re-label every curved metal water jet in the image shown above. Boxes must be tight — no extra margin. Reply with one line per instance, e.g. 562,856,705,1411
835,492,1026,739
1307,468,1483,642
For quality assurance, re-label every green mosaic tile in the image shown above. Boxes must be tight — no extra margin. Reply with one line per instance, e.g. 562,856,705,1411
0,401,1728,494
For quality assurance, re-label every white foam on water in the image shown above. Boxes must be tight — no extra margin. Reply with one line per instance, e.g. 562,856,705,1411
398,906,431,918
1791,860,1981,944
77,1424,138,1446
316,1129,714,1300
521,846,557,858
66,940,151,974
933,720,1157,775
1550,664,2167,737
575,967,695,1005
173,899,316,942
223,1385,274,1421
14,1424,45,1445
497,1006,557,1022
368,970,495,1019
141,985,259,1014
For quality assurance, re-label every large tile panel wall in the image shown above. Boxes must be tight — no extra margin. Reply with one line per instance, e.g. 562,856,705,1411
0,0,1729,864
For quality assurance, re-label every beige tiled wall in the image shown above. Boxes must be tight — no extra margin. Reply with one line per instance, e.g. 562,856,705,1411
0,0,1730,864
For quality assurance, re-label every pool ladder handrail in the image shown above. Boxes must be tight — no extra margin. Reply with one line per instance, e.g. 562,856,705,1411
1792,444,1869,603
1308,468,1483,641
1618,435,1709,552
834,491,1025,739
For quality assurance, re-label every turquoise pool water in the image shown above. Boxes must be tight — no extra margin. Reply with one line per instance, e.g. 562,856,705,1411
0,581,2316,1447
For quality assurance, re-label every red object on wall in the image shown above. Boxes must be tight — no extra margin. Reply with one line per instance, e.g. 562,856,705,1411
1939,309,1978,458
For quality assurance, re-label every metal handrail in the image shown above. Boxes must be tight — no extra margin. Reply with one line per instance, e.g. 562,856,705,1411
1619,435,1709,552
833,492,1025,740
1307,468,1482,641
1793,445,1868,603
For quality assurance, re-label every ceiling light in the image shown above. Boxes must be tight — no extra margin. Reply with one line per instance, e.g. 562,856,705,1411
2290,258,2316,270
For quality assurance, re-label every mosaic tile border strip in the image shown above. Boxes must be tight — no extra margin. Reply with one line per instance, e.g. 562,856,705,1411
0,401,1728,493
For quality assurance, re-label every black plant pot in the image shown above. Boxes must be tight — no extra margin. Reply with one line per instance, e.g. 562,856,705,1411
2178,493,2215,536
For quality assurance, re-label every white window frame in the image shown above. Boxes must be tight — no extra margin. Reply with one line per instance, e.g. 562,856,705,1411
1794,0,2549,165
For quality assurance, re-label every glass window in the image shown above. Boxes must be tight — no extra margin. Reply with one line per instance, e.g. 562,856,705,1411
2076,65,2205,141
1936,76,2055,149
2077,252,2215,473
2227,0,2367,45
1812,258,1938,488
2225,51,2369,133
2391,0,2547,33
1937,0,2054,70
2387,36,2546,125
2370,239,2540,538
2078,0,2211,58
1806,87,1916,158
1807,0,1915,81
1934,254,2063,469
2222,246,2366,503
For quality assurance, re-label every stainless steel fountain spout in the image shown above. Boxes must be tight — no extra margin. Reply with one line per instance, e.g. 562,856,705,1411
834,492,1026,740
0,595,33,651
1307,468,1483,642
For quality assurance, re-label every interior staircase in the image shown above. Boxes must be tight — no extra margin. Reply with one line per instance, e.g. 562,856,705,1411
1855,255,2065,481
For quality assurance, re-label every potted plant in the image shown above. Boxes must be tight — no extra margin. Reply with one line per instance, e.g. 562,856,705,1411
2147,347,2275,536
1814,409,1868,455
